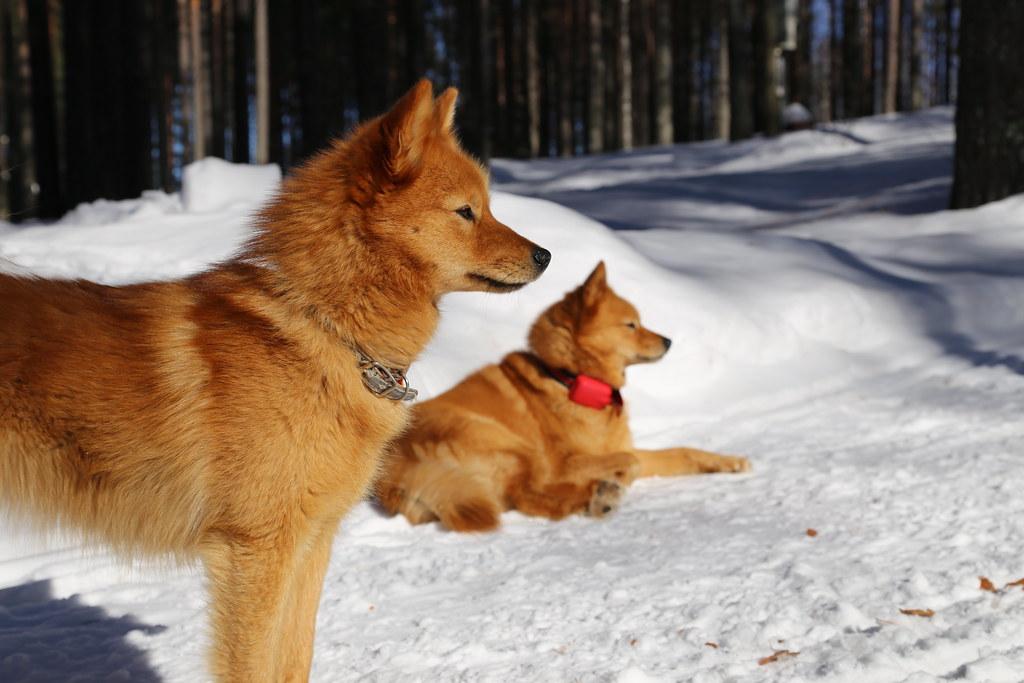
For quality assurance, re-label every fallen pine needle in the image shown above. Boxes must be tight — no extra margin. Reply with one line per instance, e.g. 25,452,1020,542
899,608,934,618
1006,578,1024,589
759,650,799,665
705,642,718,649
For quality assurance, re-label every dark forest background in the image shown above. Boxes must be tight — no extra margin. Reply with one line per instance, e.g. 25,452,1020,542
0,0,1019,223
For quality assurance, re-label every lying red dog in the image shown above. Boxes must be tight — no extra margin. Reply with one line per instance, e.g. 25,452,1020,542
378,262,750,532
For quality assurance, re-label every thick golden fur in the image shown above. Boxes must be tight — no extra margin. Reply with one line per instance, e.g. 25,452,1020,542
0,80,548,681
377,262,750,532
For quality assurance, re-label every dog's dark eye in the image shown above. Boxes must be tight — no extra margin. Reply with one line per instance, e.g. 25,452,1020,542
455,205,475,221
625,322,637,330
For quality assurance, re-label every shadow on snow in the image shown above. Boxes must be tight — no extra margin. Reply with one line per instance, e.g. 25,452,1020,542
0,579,166,682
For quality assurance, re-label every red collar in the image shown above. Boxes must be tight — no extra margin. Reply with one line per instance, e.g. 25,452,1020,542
546,365,623,411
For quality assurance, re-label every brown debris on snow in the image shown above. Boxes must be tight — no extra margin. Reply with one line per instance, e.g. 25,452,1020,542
899,608,935,618
758,650,799,665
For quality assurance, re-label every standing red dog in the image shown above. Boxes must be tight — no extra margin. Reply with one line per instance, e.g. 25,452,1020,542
0,80,549,681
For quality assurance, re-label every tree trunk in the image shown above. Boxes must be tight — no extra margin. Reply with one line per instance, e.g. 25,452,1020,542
557,0,573,156
944,0,956,104
618,0,632,150
830,0,841,118
587,0,605,153
728,0,754,140
653,0,672,145
950,1,1024,208
26,0,60,217
753,0,781,136
14,0,36,215
861,0,875,115
630,0,649,147
0,2,7,220
909,0,922,110
1,0,28,219
254,0,269,163
883,0,899,112
714,0,730,140
296,0,324,160
452,0,490,160
788,0,814,109
233,0,252,163
841,0,861,118
401,0,426,90
190,0,206,160
699,0,712,139
670,0,691,142
525,0,540,157
210,0,226,159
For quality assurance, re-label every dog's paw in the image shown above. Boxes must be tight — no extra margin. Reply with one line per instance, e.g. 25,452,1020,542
717,455,752,473
586,480,622,518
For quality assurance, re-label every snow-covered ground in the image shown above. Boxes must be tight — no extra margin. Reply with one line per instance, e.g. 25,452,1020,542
2,106,1023,682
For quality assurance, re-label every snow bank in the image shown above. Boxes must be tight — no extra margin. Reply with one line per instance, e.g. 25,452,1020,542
0,159,277,284
180,157,281,213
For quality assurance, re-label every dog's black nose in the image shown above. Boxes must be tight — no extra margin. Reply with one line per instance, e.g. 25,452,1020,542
532,247,551,271
662,336,672,350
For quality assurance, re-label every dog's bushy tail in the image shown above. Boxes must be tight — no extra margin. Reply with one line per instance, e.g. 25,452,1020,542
381,457,502,532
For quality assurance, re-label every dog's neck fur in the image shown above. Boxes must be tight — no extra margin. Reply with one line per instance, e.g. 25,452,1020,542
241,163,439,371
528,333,628,390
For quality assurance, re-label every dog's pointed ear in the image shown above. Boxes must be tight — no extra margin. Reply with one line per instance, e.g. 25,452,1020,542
580,261,608,309
434,87,459,138
378,78,435,183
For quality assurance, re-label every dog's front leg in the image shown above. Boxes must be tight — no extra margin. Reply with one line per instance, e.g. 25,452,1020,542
632,447,751,477
200,523,319,683
275,516,343,682
559,451,641,486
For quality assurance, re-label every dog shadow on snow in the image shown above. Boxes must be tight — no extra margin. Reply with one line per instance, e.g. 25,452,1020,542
0,579,166,682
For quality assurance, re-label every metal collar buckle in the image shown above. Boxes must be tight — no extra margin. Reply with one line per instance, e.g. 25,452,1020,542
357,351,418,402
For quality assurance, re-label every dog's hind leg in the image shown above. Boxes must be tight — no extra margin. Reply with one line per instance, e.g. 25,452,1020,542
632,447,751,477
429,468,503,532
505,480,597,521
386,458,503,532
